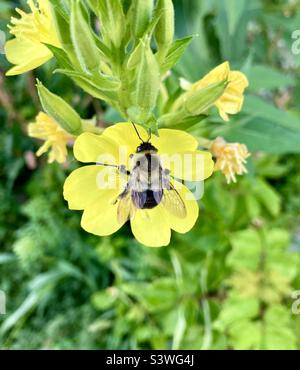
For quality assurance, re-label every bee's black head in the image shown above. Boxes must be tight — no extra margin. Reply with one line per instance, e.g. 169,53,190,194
136,142,158,153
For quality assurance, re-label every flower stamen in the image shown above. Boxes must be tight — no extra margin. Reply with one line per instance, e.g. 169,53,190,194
210,137,251,184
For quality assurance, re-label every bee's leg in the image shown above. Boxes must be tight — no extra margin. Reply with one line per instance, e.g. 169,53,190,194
112,182,130,205
118,165,131,176
96,162,130,175
112,187,126,205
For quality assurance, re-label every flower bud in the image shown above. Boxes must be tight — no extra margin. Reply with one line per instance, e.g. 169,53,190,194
131,39,160,118
131,0,154,40
184,80,228,115
155,0,174,61
87,0,125,48
37,81,82,136
71,0,102,72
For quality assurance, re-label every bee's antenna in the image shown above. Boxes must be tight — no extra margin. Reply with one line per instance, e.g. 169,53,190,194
147,129,152,143
131,122,144,143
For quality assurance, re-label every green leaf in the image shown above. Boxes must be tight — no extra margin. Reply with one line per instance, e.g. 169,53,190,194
229,320,261,350
141,278,178,313
247,65,296,91
215,295,260,329
0,293,39,335
217,96,300,154
54,69,120,91
228,229,261,270
49,0,79,67
263,305,297,350
69,76,118,103
244,193,261,220
122,279,178,313
46,44,72,69
52,70,118,102
0,253,16,264
92,290,118,311
243,95,300,132
172,307,186,350
253,179,281,217
160,36,193,74
222,0,247,36
214,0,252,61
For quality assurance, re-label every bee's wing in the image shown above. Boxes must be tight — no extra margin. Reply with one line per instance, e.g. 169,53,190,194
131,191,147,209
117,190,132,224
162,184,187,219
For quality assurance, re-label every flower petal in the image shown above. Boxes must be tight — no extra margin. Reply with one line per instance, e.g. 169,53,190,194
216,71,249,121
81,196,124,237
164,150,214,181
130,206,171,247
74,132,121,164
153,129,198,154
5,38,52,76
193,61,230,91
102,122,147,154
102,124,199,156
165,181,199,233
64,165,123,210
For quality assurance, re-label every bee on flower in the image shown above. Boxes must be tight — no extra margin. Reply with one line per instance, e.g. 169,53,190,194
5,0,61,76
63,123,214,247
179,61,249,121
28,112,73,164
210,137,251,184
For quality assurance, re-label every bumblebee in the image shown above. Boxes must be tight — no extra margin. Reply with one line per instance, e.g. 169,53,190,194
115,124,187,224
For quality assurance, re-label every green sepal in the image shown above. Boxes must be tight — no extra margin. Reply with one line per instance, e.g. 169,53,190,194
158,113,207,130
70,0,103,73
184,80,229,115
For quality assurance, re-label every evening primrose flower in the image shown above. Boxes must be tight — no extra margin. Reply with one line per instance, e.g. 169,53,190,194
63,123,214,247
180,62,249,121
5,0,61,76
210,137,250,184
28,112,73,164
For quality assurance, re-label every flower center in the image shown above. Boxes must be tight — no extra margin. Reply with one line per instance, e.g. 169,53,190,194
9,0,60,47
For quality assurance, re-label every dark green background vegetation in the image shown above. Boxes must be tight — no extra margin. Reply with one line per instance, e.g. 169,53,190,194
0,0,300,349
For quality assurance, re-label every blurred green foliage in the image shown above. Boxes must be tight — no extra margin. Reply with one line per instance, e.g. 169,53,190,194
1,0,300,349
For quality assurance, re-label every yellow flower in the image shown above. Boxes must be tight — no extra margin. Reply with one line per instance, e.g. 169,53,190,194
210,137,251,184
28,112,72,164
5,0,61,76
63,123,214,247
180,61,249,121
